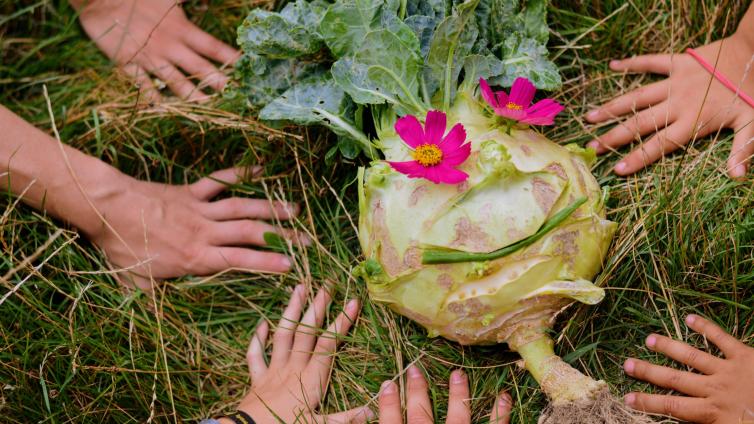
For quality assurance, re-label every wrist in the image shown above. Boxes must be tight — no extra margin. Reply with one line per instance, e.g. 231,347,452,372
48,157,132,239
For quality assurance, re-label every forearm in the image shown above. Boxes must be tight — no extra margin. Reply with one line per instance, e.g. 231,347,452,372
0,105,126,237
735,1,754,48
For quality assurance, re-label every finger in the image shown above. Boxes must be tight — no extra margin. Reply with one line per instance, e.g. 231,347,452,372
322,406,376,424
645,333,722,374
378,381,403,424
686,314,744,358
445,370,471,424
207,220,311,248
586,80,669,123
610,54,673,75
150,61,207,102
201,198,300,221
728,118,754,179
247,320,269,382
270,284,306,367
587,103,672,154
623,358,707,396
168,45,229,92
121,63,161,105
406,365,433,424
306,299,361,382
614,120,696,175
291,288,332,365
203,247,292,274
624,393,711,422
489,392,512,424
182,25,241,67
189,166,262,200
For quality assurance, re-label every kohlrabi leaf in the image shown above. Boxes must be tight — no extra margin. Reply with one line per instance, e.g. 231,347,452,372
405,15,438,58
231,53,326,108
424,0,480,110
237,0,328,58
495,34,561,89
260,77,376,158
461,54,505,88
332,29,425,115
319,0,416,58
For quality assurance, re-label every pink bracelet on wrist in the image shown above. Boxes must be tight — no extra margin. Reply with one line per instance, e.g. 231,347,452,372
685,47,754,109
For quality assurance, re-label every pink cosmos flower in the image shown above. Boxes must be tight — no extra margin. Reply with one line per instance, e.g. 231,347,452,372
387,110,471,184
479,77,564,125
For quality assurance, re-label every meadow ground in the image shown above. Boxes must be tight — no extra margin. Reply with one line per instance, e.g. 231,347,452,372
1,0,752,422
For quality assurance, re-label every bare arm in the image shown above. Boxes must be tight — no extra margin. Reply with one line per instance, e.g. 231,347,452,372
0,105,122,238
1,105,303,288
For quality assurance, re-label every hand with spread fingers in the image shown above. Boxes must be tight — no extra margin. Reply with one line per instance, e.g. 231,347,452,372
89,166,308,289
229,285,374,424
378,365,513,423
623,314,754,423
70,0,240,103
585,2,754,179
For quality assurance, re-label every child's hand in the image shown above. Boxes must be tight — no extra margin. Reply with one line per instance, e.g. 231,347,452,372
623,314,754,423
585,32,754,179
72,0,240,102
234,285,374,423
378,365,513,423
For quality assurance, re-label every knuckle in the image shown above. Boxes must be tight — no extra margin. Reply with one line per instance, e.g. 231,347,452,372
684,348,701,366
662,397,681,415
667,371,683,388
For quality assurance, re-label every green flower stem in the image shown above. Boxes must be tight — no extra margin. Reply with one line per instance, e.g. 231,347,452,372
314,108,378,160
422,196,587,264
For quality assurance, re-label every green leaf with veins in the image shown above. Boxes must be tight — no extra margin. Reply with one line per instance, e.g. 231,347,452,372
236,0,328,58
461,54,505,89
332,29,424,114
230,53,325,108
494,34,561,89
424,0,480,109
319,0,417,58
260,77,376,158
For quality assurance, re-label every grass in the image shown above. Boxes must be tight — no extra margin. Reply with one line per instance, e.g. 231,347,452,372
1,0,753,422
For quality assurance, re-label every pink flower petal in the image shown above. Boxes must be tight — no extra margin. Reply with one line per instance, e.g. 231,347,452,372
493,107,526,121
442,142,471,166
438,123,466,153
509,77,536,108
422,166,444,184
521,99,564,125
394,115,425,148
479,78,499,108
388,160,426,177
495,91,509,107
434,165,469,184
424,110,447,145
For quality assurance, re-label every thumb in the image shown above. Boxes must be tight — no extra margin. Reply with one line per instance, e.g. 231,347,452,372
320,406,376,424
489,391,512,424
728,118,754,179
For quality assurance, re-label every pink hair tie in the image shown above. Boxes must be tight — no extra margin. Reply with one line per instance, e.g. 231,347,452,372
685,47,754,109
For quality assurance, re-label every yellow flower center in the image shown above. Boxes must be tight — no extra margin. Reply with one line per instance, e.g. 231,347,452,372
506,102,523,110
412,143,443,167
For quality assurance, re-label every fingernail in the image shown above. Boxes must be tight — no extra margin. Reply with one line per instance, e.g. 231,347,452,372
408,365,422,379
646,334,657,348
586,110,600,120
733,164,747,177
615,161,627,173
281,257,293,269
624,393,636,406
381,380,396,394
624,359,635,374
346,299,359,313
686,314,698,325
586,141,600,150
610,60,620,68
450,370,465,384
294,283,304,293
363,407,377,421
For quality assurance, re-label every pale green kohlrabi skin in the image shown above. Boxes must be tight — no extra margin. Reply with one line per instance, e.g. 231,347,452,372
357,91,617,346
